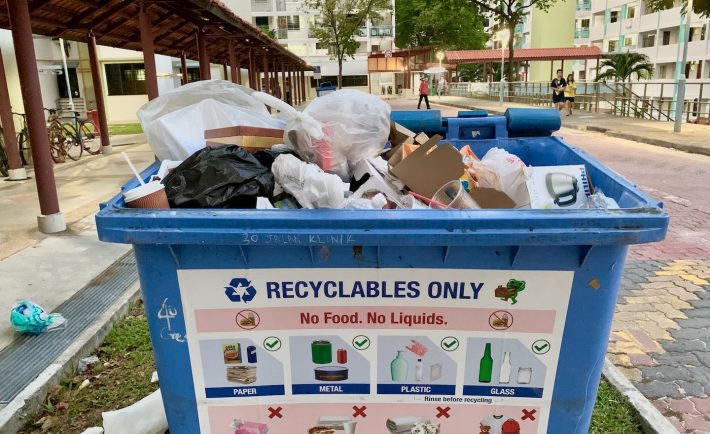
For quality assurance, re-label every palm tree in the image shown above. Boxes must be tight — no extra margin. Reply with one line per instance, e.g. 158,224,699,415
594,52,654,82
595,52,654,117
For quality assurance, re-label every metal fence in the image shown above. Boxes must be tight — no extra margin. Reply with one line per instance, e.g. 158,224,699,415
451,80,710,124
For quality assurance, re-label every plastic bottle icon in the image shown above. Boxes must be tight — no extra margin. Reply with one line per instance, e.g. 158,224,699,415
499,352,511,383
415,359,423,382
479,343,493,383
391,351,408,382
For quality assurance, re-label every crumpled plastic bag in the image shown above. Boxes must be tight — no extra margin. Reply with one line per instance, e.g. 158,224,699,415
162,145,274,209
137,80,286,161
272,154,350,208
11,300,66,334
481,147,530,208
253,90,390,180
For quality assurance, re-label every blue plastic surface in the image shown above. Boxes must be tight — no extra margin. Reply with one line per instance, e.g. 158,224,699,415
506,108,561,137
96,136,668,434
458,110,488,118
446,116,508,141
315,83,337,97
390,110,446,135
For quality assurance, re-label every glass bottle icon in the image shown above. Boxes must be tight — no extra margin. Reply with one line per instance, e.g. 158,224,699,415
479,343,493,383
499,352,511,383
391,351,408,382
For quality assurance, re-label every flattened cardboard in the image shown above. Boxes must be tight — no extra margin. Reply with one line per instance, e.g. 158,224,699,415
389,122,415,147
205,125,285,151
389,135,465,198
470,187,516,209
414,132,430,145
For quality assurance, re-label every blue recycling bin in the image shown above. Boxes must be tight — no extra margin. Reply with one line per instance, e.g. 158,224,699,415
96,136,667,434
316,82,337,97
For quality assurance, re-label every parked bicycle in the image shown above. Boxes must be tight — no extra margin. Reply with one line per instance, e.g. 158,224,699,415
63,110,100,155
14,109,82,165
14,111,32,166
0,130,8,177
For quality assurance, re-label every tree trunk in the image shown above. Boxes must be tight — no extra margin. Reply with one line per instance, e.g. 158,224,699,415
338,57,343,89
507,21,516,82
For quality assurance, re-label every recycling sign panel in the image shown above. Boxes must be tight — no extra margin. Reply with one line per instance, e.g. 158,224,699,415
177,268,573,434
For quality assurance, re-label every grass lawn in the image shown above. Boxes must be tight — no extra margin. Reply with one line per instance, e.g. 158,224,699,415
19,301,645,433
108,123,143,136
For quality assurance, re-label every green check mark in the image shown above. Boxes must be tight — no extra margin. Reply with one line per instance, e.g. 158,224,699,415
352,335,370,350
264,337,281,351
532,339,550,355
441,337,459,351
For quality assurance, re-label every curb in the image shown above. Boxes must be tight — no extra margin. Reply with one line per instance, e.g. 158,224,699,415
433,101,710,157
602,358,680,434
0,281,141,434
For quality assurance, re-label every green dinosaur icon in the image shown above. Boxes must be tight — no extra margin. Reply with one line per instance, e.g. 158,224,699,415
494,279,526,305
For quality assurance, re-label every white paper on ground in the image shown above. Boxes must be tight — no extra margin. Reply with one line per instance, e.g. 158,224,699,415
102,389,167,434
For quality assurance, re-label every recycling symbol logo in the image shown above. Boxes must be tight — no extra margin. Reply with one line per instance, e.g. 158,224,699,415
224,278,257,304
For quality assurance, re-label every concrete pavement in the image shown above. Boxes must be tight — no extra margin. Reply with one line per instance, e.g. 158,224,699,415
0,140,152,352
430,95,710,156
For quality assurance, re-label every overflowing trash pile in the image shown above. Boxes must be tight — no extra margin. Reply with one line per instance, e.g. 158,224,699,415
125,80,618,211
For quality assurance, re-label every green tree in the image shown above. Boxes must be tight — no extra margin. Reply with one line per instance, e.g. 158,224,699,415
594,52,654,82
304,0,392,88
466,0,563,81
644,0,710,17
395,0,487,50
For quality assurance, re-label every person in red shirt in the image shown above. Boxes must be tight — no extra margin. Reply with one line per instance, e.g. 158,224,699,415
418,76,431,109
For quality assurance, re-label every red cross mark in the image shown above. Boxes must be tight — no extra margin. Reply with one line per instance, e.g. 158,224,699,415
435,406,451,419
352,405,367,418
522,409,537,421
268,407,283,419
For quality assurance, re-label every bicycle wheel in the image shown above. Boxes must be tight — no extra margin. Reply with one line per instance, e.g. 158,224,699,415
17,131,31,166
48,127,64,163
0,143,9,177
80,121,101,155
62,125,82,161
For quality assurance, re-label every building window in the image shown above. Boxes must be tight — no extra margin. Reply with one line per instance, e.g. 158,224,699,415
608,39,617,51
642,33,655,47
689,26,705,41
627,6,636,19
581,18,590,28
624,36,635,47
186,67,200,83
579,70,586,80
310,75,368,88
662,30,671,45
610,11,620,23
253,0,267,3
287,15,300,30
105,63,146,96
315,42,327,50
659,65,668,78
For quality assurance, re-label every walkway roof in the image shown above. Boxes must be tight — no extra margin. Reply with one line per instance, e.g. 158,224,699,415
0,0,311,69
446,46,604,64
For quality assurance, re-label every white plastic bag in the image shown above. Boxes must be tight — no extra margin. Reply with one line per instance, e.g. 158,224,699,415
137,80,285,161
271,154,350,209
481,147,530,208
254,89,390,180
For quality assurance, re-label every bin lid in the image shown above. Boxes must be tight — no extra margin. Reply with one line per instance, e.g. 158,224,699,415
96,136,668,247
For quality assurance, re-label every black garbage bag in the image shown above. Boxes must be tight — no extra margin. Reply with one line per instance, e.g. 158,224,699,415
163,145,274,208
253,148,300,169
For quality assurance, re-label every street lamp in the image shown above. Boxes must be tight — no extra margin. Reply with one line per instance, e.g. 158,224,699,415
674,0,694,133
495,29,510,105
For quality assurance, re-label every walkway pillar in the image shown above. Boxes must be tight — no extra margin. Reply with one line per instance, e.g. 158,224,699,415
197,28,210,80
262,54,270,94
229,41,239,84
248,49,255,88
222,62,228,81
7,0,65,233
87,30,112,154
288,65,294,104
138,3,159,100
293,66,299,104
272,59,279,98
180,51,188,84
281,61,287,101
0,47,26,180
301,70,306,102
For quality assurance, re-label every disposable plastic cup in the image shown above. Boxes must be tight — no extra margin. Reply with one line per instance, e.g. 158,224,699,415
343,421,357,434
430,180,479,210
123,182,170,209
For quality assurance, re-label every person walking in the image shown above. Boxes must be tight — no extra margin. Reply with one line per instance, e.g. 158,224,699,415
565,74,577,116
550,69,566,111
418,76,431,110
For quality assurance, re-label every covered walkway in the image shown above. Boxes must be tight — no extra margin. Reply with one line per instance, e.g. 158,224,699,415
0,0,311,233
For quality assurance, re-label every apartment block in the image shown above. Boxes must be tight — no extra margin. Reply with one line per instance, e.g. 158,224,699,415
574,0,710,80
223,0,395,93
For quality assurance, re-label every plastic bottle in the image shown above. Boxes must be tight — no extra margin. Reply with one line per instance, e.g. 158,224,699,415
390,351,408,382
479,343,493,383
415,359,423,382
499,352,511,383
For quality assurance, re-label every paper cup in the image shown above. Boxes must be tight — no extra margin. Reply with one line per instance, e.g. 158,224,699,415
123,182,170,209
431,180,479,210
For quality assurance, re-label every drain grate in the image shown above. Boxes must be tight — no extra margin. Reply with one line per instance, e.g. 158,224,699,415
0,251,138,404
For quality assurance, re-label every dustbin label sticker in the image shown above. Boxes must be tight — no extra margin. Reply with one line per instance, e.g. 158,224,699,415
178,268,573,434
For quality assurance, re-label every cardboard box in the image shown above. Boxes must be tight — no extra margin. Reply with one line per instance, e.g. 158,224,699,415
389,122,416,148
204,125,285,151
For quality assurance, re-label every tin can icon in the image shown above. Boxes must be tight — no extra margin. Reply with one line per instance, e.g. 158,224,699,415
337,348,347,364
247,345,257,363
311,340,332,364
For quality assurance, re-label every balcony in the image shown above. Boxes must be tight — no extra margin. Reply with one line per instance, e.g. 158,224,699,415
639,12,658,31
576,0,591,11
575,28,590,38
370,26,393,37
